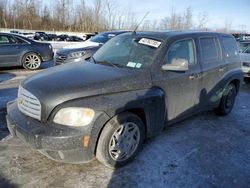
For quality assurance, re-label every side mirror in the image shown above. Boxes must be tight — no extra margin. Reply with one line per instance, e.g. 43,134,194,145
161,58,189,72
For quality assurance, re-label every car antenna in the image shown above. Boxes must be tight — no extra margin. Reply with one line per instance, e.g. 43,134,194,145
132,11,149,34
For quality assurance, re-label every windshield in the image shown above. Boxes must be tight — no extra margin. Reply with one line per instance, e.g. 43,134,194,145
93,34,161,69
90,33,116,43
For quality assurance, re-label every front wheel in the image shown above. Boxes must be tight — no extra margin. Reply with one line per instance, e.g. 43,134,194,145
22,52,41,70
214,83,237,116
96,112,145,168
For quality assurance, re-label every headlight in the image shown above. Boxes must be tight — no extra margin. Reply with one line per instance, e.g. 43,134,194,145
53,107,95,127
68,51,86,58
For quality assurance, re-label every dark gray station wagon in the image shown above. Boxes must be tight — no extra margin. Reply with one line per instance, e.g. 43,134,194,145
7,31,243,168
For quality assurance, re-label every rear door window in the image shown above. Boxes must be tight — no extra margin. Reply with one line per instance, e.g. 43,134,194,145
200,37,221,63
15,37,29,44
220,36,238,58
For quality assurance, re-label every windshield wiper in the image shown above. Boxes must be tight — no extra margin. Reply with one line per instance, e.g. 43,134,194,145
92,56,124,68
95,60,119,68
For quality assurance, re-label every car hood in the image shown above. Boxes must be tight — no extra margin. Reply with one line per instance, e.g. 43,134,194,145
63,40,99,49
22,62,152,121
56,46,99,55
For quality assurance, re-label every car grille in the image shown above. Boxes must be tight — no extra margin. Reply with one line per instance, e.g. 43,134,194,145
56,54,67,64
17,86,41,121
243,62,250,67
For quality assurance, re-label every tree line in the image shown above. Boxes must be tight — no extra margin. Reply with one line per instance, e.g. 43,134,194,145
0,0,232,33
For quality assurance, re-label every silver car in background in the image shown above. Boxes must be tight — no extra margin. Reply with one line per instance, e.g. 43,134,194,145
240,46,250,79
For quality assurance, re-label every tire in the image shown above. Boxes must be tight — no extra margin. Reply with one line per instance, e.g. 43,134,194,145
214,83,237,116
96,112,145,168
22,52,41,70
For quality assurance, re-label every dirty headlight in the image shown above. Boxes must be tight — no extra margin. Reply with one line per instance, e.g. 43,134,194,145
53,107,95,127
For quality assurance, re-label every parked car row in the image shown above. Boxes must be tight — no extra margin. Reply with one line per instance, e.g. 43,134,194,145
0,30,126,70
1,30,249,81
10,30,96,42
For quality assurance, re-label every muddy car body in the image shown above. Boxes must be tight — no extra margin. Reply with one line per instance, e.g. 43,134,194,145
7,31,243,168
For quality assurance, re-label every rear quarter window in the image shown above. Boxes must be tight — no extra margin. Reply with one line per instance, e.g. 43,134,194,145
200,37,221,63
15,37,29,44
220,36,238,58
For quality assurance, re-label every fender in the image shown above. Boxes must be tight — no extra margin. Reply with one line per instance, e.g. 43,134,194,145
205,67,243,108
222,67,243,92
50,87,166,153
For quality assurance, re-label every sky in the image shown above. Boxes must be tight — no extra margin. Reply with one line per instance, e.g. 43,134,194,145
83,0,250,32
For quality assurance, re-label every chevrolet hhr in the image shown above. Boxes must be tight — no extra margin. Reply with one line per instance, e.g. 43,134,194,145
7,31,243,168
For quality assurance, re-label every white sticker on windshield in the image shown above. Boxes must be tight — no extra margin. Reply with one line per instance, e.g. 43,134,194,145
127,62,136,68
138,38,161,48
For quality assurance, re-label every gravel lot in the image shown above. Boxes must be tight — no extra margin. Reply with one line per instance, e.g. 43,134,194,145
0,67,250,187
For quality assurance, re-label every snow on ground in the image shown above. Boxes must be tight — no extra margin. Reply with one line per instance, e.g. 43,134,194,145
0,85,249,187
0,65,250,187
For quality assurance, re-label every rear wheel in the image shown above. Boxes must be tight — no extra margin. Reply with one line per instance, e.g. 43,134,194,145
22,52,41,70
215,83,237,116
96,112,145,168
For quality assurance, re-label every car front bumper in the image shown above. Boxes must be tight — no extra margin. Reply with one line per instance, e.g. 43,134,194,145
6,101,109,163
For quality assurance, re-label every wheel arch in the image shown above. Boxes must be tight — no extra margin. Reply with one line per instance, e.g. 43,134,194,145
21,51,42,64
93,89,166,155
21,51,42,70
94,109,147,156
230,79,241,94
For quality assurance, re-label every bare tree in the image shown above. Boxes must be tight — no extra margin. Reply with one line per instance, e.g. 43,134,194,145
0,1,214,33
216,19,233,33
105,0,118,29
197,12,208,30
0,0,8,28
183,6,192,29
93,0,102,31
